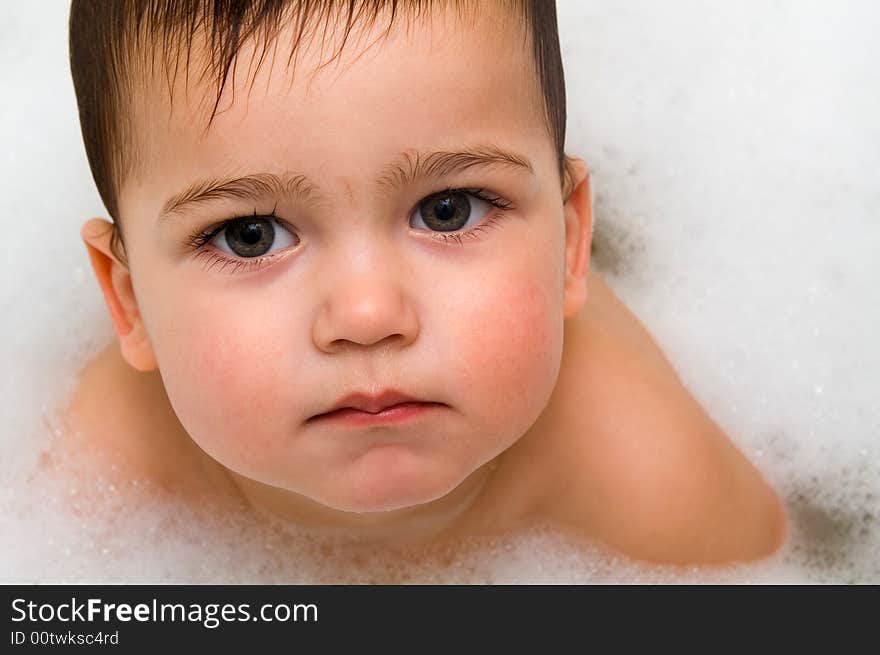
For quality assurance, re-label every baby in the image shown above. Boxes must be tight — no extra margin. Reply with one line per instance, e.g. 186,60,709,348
61,0,787,565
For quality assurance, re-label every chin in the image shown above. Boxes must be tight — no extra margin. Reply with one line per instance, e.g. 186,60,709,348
324,455,469,514
328,480,452,514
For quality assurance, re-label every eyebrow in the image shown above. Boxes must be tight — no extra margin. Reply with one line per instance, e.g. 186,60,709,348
158,144,534,221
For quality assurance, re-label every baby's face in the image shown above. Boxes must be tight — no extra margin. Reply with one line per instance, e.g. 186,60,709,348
118,6,575,512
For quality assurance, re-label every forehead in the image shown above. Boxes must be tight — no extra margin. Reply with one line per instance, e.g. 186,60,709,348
124,3,550,213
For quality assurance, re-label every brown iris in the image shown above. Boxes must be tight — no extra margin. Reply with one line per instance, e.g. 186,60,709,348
418,191,471,232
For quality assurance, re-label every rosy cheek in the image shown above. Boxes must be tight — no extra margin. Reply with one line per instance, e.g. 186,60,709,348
157,310,291,464
449,265,564,425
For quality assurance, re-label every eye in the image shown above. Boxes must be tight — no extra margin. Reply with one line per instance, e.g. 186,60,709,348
211,216,298,258
410,189,499,233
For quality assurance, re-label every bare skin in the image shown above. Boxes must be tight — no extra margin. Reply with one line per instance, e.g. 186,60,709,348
55,270,788,565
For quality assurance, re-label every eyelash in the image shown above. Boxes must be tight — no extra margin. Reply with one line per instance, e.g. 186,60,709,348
183,188,514,274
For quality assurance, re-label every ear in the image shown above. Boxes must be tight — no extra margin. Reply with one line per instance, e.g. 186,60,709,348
81,218,157,372
562,156,593,319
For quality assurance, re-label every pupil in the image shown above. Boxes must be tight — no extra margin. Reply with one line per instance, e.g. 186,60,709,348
240,222,262,244
435,198,455,221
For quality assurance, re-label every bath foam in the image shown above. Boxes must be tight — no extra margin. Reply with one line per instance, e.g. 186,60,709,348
2,431,875,583
2,1,879,582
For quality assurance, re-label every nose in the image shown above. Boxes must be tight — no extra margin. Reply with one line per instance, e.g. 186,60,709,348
312,246,419,353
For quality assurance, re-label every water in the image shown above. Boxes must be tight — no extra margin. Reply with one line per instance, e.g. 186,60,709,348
1,0,877,583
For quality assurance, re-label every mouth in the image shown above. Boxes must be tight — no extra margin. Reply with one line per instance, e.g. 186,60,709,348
309,401,444,427
307,388,448,426
311,389,440,417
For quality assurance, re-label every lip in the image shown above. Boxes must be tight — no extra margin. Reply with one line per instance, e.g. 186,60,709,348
314,390,433,417
310,401,442,427
308,389,447,425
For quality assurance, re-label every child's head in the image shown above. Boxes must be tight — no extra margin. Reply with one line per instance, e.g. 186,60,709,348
69,0,593,514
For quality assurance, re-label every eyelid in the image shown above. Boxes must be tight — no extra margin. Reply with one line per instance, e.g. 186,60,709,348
410,187,514,246
192,245,295,274
183,207,299,274
418,212,510,247
210,216,297,258
183,205,282,249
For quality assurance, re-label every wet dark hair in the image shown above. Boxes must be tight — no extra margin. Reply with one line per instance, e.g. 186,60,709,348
69,0,574,263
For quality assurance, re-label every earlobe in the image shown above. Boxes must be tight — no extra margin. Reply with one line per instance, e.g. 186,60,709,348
81,218,157,372
561,157,593,319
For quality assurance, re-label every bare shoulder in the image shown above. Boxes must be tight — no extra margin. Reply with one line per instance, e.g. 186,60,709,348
542,273,788,565
51,343,238,501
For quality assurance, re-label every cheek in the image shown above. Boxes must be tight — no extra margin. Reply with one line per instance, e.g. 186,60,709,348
150,297,303,468
444,247,565,435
